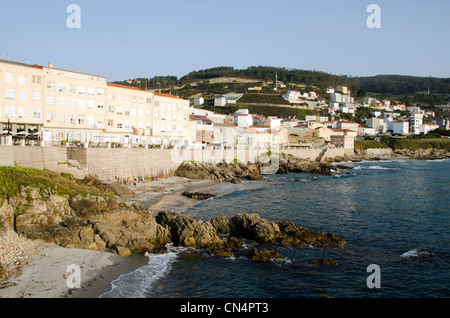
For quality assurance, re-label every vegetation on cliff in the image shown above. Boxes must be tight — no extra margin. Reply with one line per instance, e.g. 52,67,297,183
0,166,113,200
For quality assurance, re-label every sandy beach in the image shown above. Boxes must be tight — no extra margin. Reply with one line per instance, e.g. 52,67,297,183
0,177,220,298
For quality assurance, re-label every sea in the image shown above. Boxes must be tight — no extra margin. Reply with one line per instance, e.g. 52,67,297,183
100,159,449,299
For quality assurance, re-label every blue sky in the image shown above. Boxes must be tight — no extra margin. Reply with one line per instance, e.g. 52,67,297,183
1,0,449,81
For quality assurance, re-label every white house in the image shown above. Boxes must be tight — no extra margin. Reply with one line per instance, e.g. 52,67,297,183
419,123,439,135
336,120,359,132
391,120,409,135
214,96,226,107
237,114,253,128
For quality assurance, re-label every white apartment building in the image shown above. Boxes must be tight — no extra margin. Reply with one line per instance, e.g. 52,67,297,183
0,59,190,147
391,120,409,135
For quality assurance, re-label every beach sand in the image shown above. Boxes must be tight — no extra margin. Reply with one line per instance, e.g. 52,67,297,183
0,177,219,298
0,245,147,298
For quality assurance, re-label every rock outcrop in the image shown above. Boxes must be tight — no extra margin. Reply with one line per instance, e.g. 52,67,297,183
2,186,171,255
181,192,216,200
175,162,266,183
248,248,284,263
211,213,346,248
1,185,345,269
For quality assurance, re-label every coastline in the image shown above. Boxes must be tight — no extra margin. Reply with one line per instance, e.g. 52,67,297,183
0,177,220,299
1,155,447,298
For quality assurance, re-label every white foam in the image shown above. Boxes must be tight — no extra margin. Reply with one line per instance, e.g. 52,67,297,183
100,246,182,298
400,248,431,258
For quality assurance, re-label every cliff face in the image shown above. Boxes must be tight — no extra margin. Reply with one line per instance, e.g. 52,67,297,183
0,186,172,257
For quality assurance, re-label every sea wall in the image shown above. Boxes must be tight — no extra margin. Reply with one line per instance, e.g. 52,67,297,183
1,145,351,181
0,145,87,179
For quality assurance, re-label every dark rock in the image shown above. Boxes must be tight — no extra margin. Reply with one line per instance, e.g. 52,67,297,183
181,191,216,200
311,258,339,266
248,248,284,262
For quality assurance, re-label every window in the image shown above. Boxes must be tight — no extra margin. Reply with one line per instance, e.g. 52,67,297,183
125,108,130,116
154,112,159,119
88,100,95,110
88,87,95,96
5,106,15,117
18,74,27,85
32,75,42,85
132,96,137,104
139,97,144,105
46,81,55,89
98,88,105,96
124,120,130,129
78,86,85,95
78,100,85,109
59,83,67,93
146,121,151,128
146,97,152,104
161,103,166,110
155,101,159,107
46,112,55,122
138,121,144,129
108,105,115,113
18,91,28,101
46,96,55,105
78,115,85,125
168,104,171,111
132,108,137,116
59,98,67,107
167,114,171,121
108,92,115,100
5,72,15,83
138,109,144,117
107,119,114,127
32,91,42,101
70,84,76,94
5,89,15,99
69,114,76,124
18,107,27,118
116,107,123,115
32,108,41,119
59,113,67,123
87,115,94,126
97,102,104,109
161,113,166,120
70,99,77,108
117,120,123,129
97,116,104,126
146,109,151,116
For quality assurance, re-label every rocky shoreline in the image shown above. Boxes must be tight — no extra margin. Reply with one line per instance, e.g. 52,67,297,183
0,176,346,285
1,149,448,295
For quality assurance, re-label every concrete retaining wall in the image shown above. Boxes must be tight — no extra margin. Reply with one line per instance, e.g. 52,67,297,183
1,145,355,181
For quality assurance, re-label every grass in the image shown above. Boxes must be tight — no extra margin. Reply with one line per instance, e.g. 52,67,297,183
0,166,110,200
354,140,390,151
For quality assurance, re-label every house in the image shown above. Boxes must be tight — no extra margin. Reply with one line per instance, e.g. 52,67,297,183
237,113,253,128
213,121,238,148
391,120,409,135
419,123,439,135
189,114,214,143
314,126,334,141
193,97,204,106
214,96,226,107
336,120,359,132
330,134,354,149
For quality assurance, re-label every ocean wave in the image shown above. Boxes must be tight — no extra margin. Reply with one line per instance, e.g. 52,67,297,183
400,248,432,258
100,245,182,298
353,165,394,170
